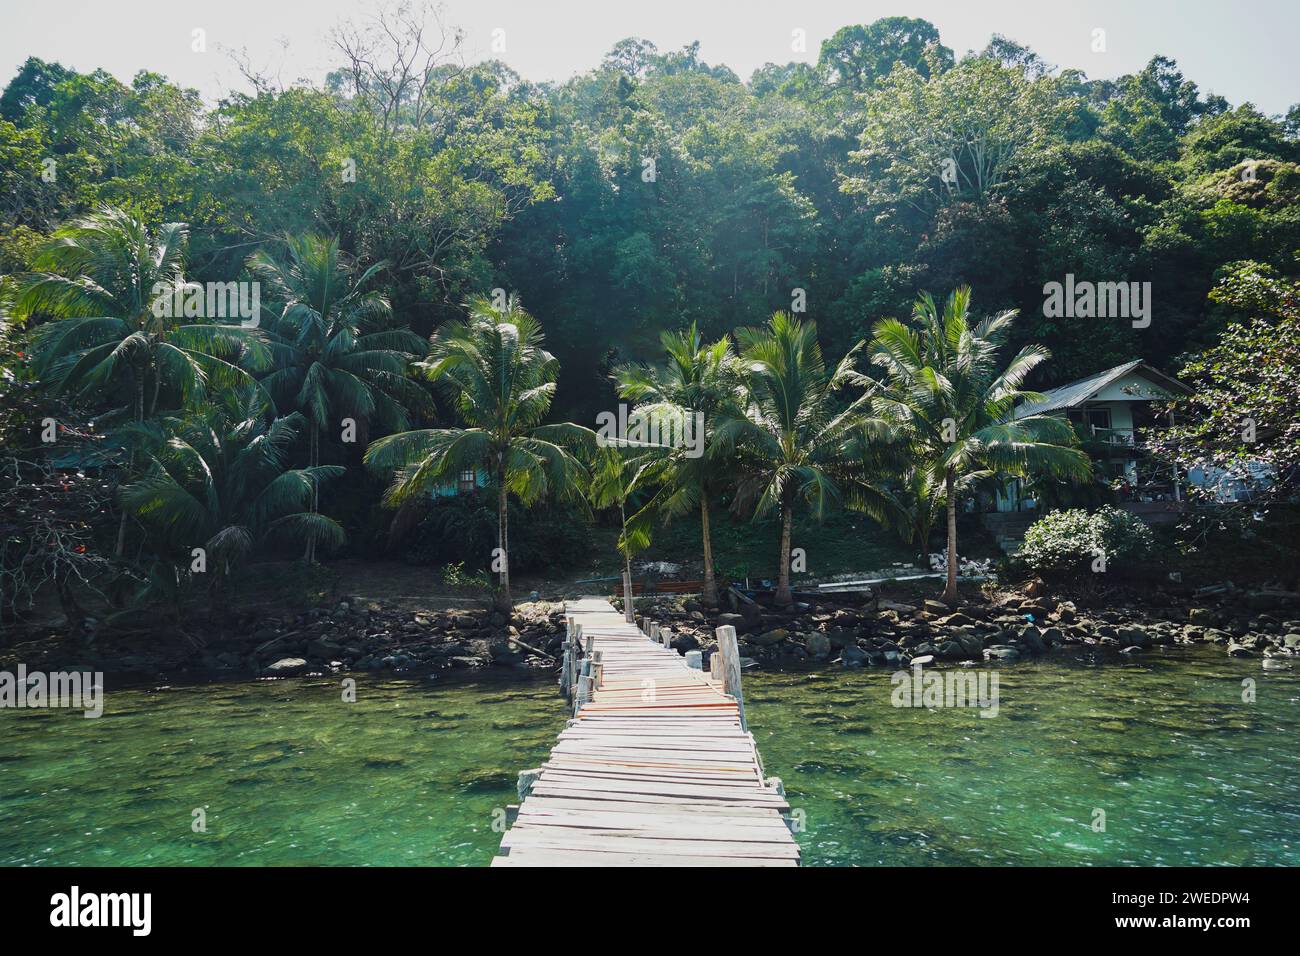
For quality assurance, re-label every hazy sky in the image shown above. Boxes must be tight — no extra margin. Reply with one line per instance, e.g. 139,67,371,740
2,0,1297,114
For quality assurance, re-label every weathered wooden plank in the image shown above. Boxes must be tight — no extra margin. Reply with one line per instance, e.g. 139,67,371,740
516,808,792,836
501,830,801,859
521,796,784,818
492,848,796,867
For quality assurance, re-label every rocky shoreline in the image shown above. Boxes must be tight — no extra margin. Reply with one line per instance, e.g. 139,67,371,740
0,600,570,680
632,580,1300,671
3,580,1297,682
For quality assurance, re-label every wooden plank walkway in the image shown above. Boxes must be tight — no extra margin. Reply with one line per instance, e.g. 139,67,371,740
491,597,800,867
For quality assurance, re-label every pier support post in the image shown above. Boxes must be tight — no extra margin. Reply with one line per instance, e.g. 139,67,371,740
560,621,582,701
576,673,594,712
684,650,703,670
715,624,747,731
517,768,542,800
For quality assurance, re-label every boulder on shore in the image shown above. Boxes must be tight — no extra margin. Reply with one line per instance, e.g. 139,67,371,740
806,633,832,660
264,657,308,676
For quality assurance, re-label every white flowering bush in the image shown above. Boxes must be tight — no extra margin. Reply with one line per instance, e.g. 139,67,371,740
928,552,995,575
1019,506,1154,575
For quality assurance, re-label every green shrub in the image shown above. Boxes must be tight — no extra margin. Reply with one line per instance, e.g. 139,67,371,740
1019,505,1154,575
441,561,490,591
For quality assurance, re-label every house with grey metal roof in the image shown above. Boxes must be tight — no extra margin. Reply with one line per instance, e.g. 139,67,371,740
995,359,1192,518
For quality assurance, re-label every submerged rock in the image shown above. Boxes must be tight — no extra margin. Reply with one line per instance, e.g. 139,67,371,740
838,645,867,667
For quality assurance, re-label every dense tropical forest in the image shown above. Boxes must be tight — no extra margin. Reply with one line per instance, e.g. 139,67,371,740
2,10,1298,631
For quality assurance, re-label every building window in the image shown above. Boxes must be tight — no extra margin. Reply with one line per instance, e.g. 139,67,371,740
458,470,476,493
1083,406,1111,434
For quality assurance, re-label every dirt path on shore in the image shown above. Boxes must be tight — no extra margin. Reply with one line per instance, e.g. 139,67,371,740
325,558,585,612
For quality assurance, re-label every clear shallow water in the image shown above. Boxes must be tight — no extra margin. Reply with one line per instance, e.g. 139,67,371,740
0,673,565,866
748,648,1300,866
1,647,1297,867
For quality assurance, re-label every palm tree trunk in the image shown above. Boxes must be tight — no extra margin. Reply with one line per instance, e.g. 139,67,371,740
115,372,145,558
943,468,959,605
700,498,717,607
147,366,161,417
303,426,320,563
495,467,512,616
619,501,635,623
775,500,793,607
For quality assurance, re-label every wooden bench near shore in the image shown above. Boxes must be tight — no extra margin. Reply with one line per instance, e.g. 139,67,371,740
491,596,800,867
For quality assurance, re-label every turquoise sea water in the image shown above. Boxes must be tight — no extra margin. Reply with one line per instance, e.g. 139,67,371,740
1,646,1297,866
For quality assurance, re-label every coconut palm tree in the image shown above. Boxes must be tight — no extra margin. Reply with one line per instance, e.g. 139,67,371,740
247,233,428,560
614,324,741,606
867,287,1091,604
853,464,947,567
363,294,590,616
587,445,667,614
120,388,345,604
717,310,875,606
15,206,270,555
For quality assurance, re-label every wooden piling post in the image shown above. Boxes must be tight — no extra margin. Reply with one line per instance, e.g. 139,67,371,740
592,650,604,688
574,657,593,714
715,624,747,731
576,673,594,711
660,627,672,650
517,768,542,800
561,621,582,701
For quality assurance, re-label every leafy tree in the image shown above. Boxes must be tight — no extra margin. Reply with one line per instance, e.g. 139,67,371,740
1100,56,1220,162
0,56,73,122
817,18,953,92
248,233,427,559
1147,262,1300,525
587,445,665,609
1179,104,1298,175
718,311,873,606
978,35,1054,80
604,38,659,78
866,287,1090,604
615,323,741,605
854,464,946,565
15,207,269,554
121,390,345,603
845,57,1069,213
364,295,590,615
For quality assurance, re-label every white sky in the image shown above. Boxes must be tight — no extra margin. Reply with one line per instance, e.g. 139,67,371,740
1,0,1297,115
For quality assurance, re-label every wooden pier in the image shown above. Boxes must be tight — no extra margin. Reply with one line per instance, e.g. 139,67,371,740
491,597,800,866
